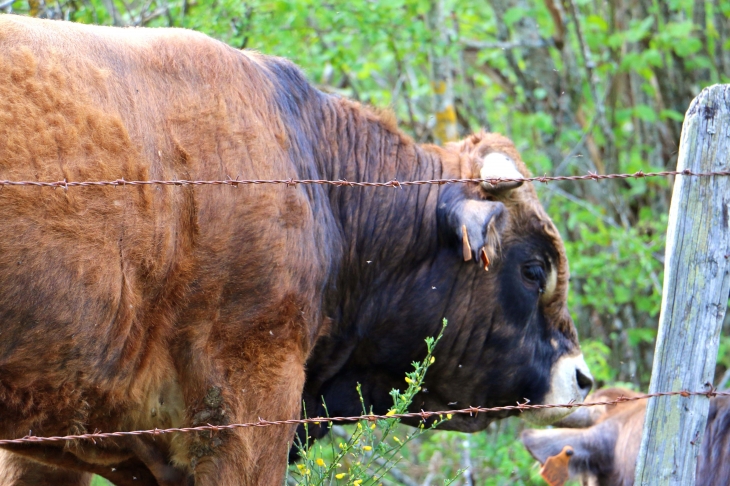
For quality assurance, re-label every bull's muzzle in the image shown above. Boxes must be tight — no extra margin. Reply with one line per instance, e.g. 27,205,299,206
522,354,594,426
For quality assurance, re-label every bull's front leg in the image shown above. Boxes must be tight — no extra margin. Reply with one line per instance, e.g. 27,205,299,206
178,333,308,486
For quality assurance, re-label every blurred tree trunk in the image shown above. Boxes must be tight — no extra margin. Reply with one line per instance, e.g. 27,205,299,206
428,0,458,143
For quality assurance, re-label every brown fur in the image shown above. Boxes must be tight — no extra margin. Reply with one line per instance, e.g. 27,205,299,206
0,15,583,485
522,388,730,486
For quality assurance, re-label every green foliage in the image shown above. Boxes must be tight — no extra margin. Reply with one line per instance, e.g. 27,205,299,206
287,320,458,485
580,339,615,385
91,476,113,486
558,203,666,318
413,420,542,486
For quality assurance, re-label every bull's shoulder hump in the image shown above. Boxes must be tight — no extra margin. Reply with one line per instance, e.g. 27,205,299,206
0,14,211,44
0,15,316,93
0,15,238,67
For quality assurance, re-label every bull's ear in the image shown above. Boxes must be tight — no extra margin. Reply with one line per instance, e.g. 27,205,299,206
521,426,614,478
437,184,506,267
476,152,525,194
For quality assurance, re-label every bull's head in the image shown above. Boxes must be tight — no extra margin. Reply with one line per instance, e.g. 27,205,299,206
426,131,593,428
300,131,591,448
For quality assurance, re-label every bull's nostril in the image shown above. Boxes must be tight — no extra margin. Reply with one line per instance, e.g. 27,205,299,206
576,368,593,392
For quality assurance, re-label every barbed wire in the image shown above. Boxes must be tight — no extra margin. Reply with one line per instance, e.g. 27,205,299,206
1,388,727,446
0,169,729,190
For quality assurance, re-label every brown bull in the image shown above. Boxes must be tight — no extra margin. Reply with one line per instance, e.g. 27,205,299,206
0,14,592,485
522,388,730,486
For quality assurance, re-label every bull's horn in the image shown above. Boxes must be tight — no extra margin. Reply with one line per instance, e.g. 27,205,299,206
461,225,472,262
479,152,524,193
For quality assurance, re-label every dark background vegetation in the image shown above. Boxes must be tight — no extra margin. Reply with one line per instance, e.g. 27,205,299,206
3,0,730,484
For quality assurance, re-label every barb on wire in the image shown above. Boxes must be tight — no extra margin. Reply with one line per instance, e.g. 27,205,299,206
0,169,727,190
1,389,727,446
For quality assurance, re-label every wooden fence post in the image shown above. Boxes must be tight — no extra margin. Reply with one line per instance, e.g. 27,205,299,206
634,85,730,484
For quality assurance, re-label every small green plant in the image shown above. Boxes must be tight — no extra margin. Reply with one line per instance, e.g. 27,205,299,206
287,319,461,485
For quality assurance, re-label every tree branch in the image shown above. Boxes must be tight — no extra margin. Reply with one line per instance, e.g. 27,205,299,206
462,38,549,51
566,0,615,161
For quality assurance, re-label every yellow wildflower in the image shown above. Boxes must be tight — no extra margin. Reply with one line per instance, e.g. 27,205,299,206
430,356,435,364
296,464,305,471
354,480,363,486
447,414,453,420
316,458,325,467
335,473,346,479
363,446,372,451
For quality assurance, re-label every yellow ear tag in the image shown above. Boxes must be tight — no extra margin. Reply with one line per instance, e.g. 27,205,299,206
480,248,490,271
461,225,472,261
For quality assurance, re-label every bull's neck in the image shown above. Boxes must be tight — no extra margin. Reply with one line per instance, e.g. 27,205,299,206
316,99,443,187
314,96,447,318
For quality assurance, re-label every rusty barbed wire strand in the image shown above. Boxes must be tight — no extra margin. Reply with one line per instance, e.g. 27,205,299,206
1,389,727,446
0,169,729,190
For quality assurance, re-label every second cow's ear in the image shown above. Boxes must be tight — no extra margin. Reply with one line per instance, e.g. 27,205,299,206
521,426,614,480
437,184,506,268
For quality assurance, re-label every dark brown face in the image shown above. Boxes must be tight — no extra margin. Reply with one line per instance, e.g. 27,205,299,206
296,133,591,443
407,132,592,429
399,222,593,431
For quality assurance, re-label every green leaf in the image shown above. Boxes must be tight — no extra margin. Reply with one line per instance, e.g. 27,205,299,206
660,109,685,122
586,15,609,32
625,17,654,43
673,37,702,57
634,104,658,122
627,328,657,347
503,6,528,27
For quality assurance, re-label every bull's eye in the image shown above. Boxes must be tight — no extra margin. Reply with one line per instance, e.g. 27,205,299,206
521,263,546,293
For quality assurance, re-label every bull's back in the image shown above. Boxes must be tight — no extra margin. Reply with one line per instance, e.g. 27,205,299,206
0,15,325,437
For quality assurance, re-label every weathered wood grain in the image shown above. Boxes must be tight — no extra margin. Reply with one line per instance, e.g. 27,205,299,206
634,85,730,485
